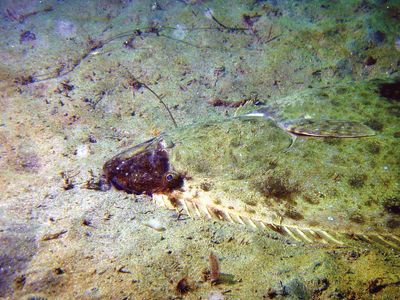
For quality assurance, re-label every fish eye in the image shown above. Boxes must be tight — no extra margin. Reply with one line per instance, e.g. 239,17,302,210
163,172,183,190
165,173,174,181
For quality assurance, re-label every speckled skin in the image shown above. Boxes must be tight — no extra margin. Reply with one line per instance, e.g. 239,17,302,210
111,86,398,244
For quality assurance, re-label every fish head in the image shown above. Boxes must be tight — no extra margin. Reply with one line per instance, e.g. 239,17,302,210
103,137,184,195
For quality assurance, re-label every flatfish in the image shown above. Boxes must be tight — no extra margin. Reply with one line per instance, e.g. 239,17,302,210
102,88,399,250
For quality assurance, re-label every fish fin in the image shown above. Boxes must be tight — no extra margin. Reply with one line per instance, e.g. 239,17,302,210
259,223,346,246
347,233,400,251
285,119,376,138
244,107,277,120
284,134,297,151
153,194,399,251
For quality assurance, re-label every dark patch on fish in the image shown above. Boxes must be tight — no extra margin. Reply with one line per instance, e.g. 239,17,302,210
387,218,400,229
379,80,400,101
364,119,384,131
348,174,368,188
383,197,400,215
252,170,299,201
349,213,365,224
284,207,304,220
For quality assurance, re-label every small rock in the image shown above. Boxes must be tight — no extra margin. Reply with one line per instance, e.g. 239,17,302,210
20,31,36,43
208,291,224,300
88,134,97,143
143,219,166,232
75,144,89,157
118,266,131,274
346,250,360,261
13,275,26,289
53,267,65,275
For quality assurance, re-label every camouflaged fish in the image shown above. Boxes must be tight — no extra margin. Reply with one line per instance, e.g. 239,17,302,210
102,98,400,250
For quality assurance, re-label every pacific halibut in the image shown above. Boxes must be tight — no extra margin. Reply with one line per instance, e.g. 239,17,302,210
102,112,399,250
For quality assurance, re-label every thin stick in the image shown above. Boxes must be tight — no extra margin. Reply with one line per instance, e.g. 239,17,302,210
141,82,178,128
205,8,248,32
125,72,178,128
209,251,220,284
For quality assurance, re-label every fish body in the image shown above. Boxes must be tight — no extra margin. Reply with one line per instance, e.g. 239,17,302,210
103,112,399,249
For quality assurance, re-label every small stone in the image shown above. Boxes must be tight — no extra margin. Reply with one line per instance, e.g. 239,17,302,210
143,219,166,231
118,266,131,274
88,134,97,143
54,267,65,275
208,291,224,300
75,144,89,157
20,31,36,43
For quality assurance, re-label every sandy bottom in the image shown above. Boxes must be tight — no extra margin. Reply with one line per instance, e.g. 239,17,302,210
0,0,399,299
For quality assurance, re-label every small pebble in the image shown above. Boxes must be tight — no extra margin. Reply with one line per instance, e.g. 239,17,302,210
54,267,65,275
118,266,131,274
208,291,224,300
88,134,97,143
143,219,166,232
20,31,36,43
75,144,89,157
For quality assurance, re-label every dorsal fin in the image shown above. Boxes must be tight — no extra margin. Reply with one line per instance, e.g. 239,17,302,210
153,194,400,251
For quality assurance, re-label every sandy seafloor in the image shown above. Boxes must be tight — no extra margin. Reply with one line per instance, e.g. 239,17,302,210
0,0,399,299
